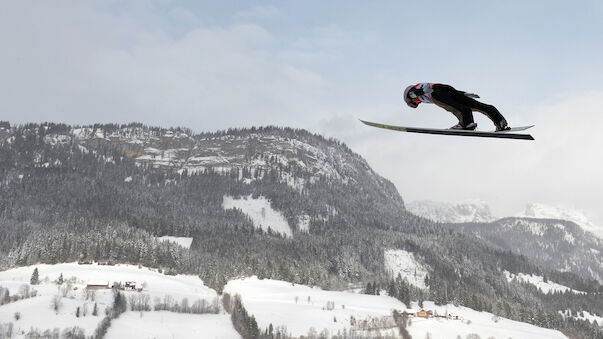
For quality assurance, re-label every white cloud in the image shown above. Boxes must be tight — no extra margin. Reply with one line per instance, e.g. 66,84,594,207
168,7,201,27
234,6,281,20
319,91,603,225
279,64,327,88
0,2,331,131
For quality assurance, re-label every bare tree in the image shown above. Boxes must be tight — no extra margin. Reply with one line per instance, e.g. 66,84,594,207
181,298,190,313
85,288,96,301
51,294,62,312
18,284,30,298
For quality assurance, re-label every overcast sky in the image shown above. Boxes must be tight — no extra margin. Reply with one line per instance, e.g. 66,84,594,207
1,1,602,223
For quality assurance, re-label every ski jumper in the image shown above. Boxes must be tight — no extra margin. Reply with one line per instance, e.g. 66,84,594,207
404,83,506,129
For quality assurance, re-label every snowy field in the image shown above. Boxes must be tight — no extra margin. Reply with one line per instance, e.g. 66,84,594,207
222,195,292,236
0,264,572,338
224,277,568,339
0,263,218,338
504,271,586,294
384,249,429,289
105,312,240,339
407,301,567,339
224,276,405,337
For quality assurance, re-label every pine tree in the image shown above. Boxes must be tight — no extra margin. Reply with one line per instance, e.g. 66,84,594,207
30,267,39,285
57,273,64,285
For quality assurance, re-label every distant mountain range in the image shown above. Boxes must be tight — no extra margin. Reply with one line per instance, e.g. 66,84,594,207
406,199,495,223
408,200,603,282
519,203,603,240
408,200,602,240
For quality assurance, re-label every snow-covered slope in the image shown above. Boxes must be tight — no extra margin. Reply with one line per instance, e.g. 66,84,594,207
504,271,586,294
519,203,603,239
224,277,567,339
0,263,220,338
406,301,567,339
105,312,240,339
156,236,194,249
559,309,603,327
222,195,292,236
409,200,602,241
450,218,603,283
0,263,216,301
407,199,495,223
224,276,405,337
383,249,429,289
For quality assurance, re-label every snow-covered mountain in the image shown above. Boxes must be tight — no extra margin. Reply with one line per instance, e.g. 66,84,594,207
41,124,397,199
1,122,601,337
407,199,602,241
450,217,603,283
406,199,496,223
519,203,603,240
411,199,603,283
463,203,603,282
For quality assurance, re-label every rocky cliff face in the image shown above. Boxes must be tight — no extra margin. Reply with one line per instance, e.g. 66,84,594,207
407,199,495,223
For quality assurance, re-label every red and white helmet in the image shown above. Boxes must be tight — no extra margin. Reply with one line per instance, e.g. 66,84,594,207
403,85,419,108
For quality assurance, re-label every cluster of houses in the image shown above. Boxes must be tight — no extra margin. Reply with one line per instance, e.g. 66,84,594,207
86,280,143,291
396,309,462,320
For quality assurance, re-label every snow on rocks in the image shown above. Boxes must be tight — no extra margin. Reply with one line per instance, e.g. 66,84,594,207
519,203,603,239
504,271,586,294
222,195,292,236
384,249,429,289
407,199,496,223
43,134,72,146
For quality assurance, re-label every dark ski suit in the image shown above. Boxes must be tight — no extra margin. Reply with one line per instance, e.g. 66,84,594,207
404,83,507,129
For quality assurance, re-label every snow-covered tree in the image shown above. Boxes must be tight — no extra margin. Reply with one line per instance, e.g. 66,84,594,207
30,267,39,285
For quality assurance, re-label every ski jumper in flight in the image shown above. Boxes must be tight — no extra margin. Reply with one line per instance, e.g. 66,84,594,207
403,83,510,131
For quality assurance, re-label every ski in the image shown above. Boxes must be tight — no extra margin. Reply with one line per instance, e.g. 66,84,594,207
360,120,535,140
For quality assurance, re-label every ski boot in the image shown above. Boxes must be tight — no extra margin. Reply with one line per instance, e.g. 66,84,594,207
496,119,511,132
449,122,477,130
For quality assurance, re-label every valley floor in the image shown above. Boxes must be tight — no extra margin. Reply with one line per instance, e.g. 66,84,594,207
0,263,569,338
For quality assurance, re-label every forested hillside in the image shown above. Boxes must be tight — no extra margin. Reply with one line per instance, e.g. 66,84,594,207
0,122,601,337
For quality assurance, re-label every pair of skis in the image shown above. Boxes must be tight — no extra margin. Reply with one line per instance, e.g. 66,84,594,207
360,120,535,140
